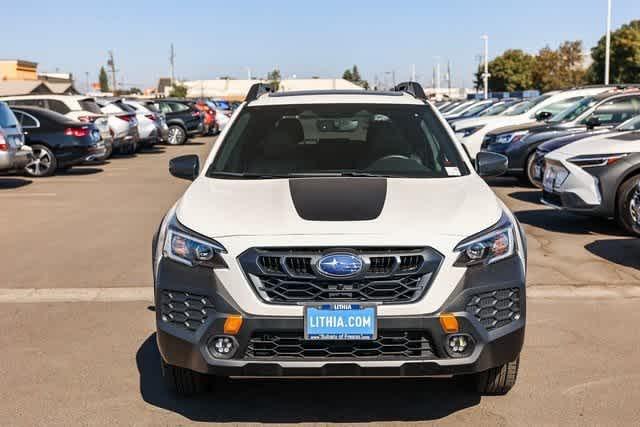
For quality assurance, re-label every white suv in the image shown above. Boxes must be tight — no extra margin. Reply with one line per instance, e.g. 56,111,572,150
541,114,640,235
152,84,527,396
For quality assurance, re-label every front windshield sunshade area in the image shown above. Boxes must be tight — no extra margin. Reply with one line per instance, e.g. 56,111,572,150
207,104,470,179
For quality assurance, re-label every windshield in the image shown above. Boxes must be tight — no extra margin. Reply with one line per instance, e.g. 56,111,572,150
548,97,596,123
0,102,19,128
617,115,640,131
207,104,469,179
503,95,551,116
460,101,492,118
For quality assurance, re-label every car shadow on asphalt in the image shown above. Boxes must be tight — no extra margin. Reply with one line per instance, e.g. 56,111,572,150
137,147,167,155
0,178,32,189
484,176,523,188
136,334,482,423
585,239,640,269
515,209,627,236
59,167,103,176
508,190,544,206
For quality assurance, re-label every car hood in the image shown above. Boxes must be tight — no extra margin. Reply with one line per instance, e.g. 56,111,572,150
176,176,502,240
488,121,547,136
552,131,640,157
537,128,613,154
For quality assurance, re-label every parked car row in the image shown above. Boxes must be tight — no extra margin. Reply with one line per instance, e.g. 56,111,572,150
0,94,217,177
449,86,640,236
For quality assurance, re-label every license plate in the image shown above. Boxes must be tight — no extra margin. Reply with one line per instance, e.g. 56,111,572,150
304,304,377,341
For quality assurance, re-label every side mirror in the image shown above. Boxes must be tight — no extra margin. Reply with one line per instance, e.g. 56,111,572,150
476,151,508,177
586,116,601,130
169,155,199,181
535,111,553,121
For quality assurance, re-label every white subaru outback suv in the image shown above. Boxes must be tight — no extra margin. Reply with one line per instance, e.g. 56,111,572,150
152,84,527,396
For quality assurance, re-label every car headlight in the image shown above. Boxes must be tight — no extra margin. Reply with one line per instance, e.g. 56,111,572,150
495,130,529,144
163,213,227,268
455,125,485,138
454,213,515,266
568,153,629,168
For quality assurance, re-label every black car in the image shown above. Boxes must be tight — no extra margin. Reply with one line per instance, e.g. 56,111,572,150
11,106,105,177
144,99,203,145
482,90,640,185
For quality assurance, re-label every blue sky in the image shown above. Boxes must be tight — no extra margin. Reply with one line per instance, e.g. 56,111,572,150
2,0,638,90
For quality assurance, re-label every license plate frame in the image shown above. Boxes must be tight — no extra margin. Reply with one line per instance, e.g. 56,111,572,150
304,303,377,341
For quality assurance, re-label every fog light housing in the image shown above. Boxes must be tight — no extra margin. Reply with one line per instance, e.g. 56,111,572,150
209,335,237,359
446,334,474,358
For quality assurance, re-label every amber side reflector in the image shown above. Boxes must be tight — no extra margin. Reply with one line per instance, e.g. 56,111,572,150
439,313,459,333
224,315,243,335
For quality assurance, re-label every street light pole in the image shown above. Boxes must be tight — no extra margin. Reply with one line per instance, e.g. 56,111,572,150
481,35,490,100
605,0,612,85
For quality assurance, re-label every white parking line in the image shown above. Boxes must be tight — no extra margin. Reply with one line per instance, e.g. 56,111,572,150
0,287,152,303
0,285,639,304
0,192,57,197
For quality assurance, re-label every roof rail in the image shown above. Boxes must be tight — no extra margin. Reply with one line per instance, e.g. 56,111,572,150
391,81,427,100
245,83,272,102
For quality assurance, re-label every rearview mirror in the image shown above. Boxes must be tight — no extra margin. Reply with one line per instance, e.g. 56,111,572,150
535,111,553,121
476,152,508,177
169,155,199,181
586,116,601,130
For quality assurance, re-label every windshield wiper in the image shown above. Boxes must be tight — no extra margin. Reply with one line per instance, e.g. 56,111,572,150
208,171,285,179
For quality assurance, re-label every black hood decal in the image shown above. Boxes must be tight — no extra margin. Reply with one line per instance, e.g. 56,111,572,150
289,178,387,221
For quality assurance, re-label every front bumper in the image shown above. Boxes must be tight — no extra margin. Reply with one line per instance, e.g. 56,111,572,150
155,254,526,377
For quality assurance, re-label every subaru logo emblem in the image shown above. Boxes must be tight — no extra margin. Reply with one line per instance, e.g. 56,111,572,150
317,253,363,278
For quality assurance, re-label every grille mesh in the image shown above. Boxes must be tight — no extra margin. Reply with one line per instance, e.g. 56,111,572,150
466,288,521,331
160,290,214,332
246,331,437,360
247,248,440,305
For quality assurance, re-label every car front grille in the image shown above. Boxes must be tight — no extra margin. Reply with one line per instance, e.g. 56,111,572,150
466,288,521,331
239,247,444,305
245,331,437,360
159,290,215,331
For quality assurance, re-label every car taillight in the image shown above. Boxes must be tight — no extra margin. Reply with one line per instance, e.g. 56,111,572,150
145,114,156,121
64,127,91,137
117,114,134,122
0,132,7,151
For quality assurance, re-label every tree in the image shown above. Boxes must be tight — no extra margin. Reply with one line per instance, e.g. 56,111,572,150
587,19,640,84
532,41,587,92
267,69,281,91
474,49,535,92
99,66,109,92
129,87,142,95
169,83,188,98
342,65,370,89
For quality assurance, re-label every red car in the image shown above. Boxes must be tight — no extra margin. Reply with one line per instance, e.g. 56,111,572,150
194,101,216,135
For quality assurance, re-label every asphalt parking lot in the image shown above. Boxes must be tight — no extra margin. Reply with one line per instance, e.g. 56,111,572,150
2,136,640,425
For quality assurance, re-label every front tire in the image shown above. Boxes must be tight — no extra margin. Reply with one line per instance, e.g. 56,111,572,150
24,144,57,177
161,359,210,396
167,125,186,145
519,154,538,188
616,175,640,236
473,357,520,395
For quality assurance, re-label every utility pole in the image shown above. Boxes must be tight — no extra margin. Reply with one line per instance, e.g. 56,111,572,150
481,35,490,100
605,0,612,85
433,56,441,91
447,60,452,96
169,43,176,85
107,50,118,94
